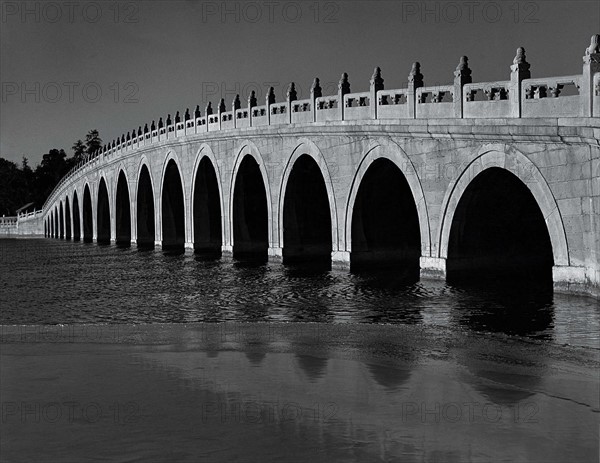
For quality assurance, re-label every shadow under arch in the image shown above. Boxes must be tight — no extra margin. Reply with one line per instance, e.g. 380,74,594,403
231,154,269,262
277,138,340,265
65,196,71,239
445,167,554,287
192,155,222,257
345,141,431,266
115,170,131,246
97,177,110,244
438,147,569,269
349,157,421,279
281,154,332,264
72,190,80,241
59,202,64,239
136,163,155,249
161,159,185,251
83,184,93,242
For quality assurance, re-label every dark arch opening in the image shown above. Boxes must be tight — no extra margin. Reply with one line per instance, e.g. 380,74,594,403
351,158,421,279
44,219,47,237
447,167,554,286
72,192,81,241
83,185,93,242
97,178,111,244
59,203,64,239
283,154,332,264
50,214,53,238
53,209,57,238
137,165,155,249
65,197,71,240
193,157,222,257
161,160,185,250
115,171,131,246
232,156,268,262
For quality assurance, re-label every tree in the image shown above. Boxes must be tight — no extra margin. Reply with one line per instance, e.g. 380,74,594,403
85,129,102,156
72,139,86,165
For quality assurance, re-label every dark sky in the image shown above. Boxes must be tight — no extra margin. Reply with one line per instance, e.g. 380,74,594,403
1,0,598,165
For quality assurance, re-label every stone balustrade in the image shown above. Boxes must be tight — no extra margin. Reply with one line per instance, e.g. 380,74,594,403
43,35,600,212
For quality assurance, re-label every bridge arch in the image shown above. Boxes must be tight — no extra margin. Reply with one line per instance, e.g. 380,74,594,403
160,152,186,249
97,177,111,244
191,144,224,255
229,141,273,260
115,169,132,246
65,196,71,239
136,160,156,248
72,190,81,241
345,140,430,272
438,146,569,278
278,139,338,263
83,183,93,242
58,202,64,239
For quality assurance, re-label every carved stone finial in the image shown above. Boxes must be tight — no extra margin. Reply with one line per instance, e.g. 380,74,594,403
166,114,172,126
310,78,322,98
338,72,350,95
511,47,530,78
454,56,472,83
586,34,600,55
205,101,213,115
175,111,180,123
218,98,226,113
408,62,424,88
158,117,163,128
266,87,276,105
287,82,297,102
121,134,125,143
248,90,257,108
151,120,156,131
513,47,528,65
184,108,190,121
194,105,201,118
138,126,142,136
144,123,149,133
370,67,384,92
232,94,241,111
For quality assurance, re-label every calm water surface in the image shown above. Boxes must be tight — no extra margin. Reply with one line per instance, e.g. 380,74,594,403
1,239,598,348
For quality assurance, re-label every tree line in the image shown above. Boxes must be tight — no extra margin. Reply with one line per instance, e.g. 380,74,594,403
0,130,102,216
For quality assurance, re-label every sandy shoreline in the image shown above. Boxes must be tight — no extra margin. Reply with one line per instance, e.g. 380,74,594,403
2,322,599,462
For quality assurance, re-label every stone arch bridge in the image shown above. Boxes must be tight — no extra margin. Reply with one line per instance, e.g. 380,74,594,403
41,38,600,298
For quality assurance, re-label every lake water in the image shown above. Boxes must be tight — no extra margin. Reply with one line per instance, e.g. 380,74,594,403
1,239,598,348
1,238,599,462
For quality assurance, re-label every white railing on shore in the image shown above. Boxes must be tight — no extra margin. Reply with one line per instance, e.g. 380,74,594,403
42,36,600,212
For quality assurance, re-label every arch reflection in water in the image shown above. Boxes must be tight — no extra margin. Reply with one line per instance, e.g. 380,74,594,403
295,354,328,382
365,362,413,392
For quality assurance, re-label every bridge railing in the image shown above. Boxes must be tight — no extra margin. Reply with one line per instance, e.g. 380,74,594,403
42,35,600,212
291,98,313,124
416,85,455,119
521,75,584,118
463,80,511,118
0,216,18,226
